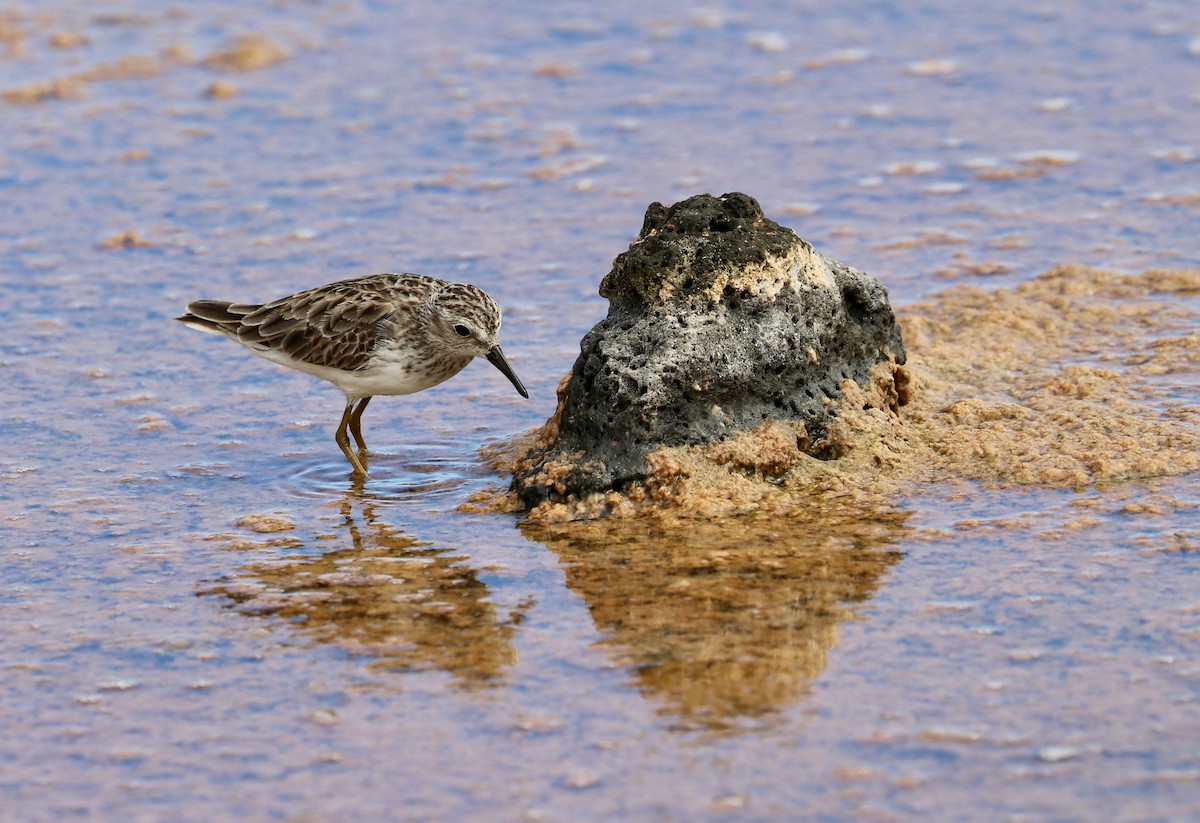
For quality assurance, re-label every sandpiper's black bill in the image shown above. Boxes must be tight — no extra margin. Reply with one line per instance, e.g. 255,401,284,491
486,345,529,398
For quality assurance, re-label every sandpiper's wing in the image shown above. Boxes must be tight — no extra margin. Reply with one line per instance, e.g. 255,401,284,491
179,273,443,372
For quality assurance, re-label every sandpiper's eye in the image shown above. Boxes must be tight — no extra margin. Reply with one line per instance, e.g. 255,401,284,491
453,324,471,337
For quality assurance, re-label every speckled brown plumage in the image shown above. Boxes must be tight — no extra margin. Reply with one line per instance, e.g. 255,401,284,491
177,272,527,477
181,273,444,372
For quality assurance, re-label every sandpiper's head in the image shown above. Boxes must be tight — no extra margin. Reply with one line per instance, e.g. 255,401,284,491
428,282,528,398
428,283,502,354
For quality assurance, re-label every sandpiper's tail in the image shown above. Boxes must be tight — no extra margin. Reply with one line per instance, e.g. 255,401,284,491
175,300,260,337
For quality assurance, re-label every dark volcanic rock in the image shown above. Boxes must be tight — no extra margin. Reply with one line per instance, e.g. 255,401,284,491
513,192,906,508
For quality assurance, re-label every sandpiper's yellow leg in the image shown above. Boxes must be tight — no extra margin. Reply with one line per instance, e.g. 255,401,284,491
348,396,372,452
335,402,369,477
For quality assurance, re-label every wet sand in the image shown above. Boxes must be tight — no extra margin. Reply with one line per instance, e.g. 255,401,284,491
2,2,1199,821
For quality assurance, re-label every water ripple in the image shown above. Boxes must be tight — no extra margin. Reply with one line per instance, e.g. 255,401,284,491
276,440,481,502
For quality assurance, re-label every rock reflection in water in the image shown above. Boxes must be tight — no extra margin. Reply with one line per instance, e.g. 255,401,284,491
531,505,907,732
204,499,529,688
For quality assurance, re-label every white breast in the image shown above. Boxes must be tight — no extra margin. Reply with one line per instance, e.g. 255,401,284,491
253,347,470,401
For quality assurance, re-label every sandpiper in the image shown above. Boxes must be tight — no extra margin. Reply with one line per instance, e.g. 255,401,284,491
177,273,528,476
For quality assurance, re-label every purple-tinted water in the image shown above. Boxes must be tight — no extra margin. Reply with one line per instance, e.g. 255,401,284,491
2,1,1198,820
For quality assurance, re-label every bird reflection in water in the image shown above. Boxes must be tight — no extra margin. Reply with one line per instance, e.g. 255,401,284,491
529,503,908,733
203,495,530,688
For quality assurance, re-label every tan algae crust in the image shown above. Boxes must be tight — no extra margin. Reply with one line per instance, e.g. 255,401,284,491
486,266,1200,522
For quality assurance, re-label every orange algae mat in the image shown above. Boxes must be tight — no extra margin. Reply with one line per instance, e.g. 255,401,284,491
488,266,1200,521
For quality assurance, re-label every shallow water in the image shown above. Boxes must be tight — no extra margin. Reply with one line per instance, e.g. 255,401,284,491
2,1,1199,820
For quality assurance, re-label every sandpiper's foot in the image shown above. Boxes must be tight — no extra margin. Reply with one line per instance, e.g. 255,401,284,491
336,402,370,477
348,396,372,452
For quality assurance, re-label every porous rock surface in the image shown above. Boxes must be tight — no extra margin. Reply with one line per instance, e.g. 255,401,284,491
512,192,907,509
